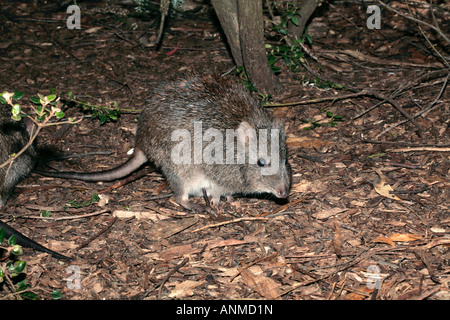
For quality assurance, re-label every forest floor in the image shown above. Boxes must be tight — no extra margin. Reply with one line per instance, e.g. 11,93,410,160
0,0,448,300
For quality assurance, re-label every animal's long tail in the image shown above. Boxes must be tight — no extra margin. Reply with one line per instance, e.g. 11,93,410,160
35,148,148,182
0,221,71,260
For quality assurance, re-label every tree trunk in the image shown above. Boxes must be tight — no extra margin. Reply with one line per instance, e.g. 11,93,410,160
211,0,243,66
288,0,323,39
237,0,283,94
212,0,283,95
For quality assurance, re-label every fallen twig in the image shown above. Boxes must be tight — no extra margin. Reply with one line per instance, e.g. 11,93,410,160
158,257,189,299
191,217,268,233
387,147,450,152
377,0,449,44
76,216,117,250
21,209,110,221
376,72,449,138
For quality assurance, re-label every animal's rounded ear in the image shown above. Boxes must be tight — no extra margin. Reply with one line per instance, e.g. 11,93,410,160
236,121,257,146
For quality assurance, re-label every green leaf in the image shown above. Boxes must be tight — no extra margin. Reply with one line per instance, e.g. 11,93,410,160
291,15,299,26
12,91,24,100
16,280,28,291
12,103,21,115
30,96,41,104
8,234,17,246
46,94,56,102
52,290,63,300
12,244,23,256
91,193,100,202
20,291,40,300
41,210,51,217
8,260,26,273
368,153,386,159
305,33,312,44
56,111,65,119
0,227,4,242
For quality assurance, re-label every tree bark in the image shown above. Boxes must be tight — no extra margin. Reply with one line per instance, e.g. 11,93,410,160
212,0,283,95
237,0,283,94
288,0,323,39
211,0,243,66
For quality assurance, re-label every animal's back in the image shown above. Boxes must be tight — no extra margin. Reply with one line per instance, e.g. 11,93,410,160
135,72,290,209
136,72,275,166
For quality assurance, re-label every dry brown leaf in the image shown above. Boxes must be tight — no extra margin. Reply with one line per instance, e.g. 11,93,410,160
312,207,347,220
389,233,423,242
372,233,423,246
373,168,402,201
240,268,281,300
372,236,395,246
344,292,366,300
159,244,196,260
168,280,206,299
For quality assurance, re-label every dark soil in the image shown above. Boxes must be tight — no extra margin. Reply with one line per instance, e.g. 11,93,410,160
0,0,448,300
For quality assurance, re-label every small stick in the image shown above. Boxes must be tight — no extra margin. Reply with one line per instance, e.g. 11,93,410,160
158,258,189,299
202,188,211,207
387,147,450,152
21,209,110,221
76,216,117,250
98,170,149,194
192,217,268,233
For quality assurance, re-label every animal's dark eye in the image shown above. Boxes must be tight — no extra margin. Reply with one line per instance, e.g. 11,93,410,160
257,158,267,167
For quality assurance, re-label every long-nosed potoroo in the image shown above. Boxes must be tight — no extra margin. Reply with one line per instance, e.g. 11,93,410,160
36,72,291,213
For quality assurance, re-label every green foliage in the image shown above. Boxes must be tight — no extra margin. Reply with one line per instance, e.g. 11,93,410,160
0,225,39,299
235,66,258,92
302,111,344,130
265,2,312,73
52,290,63,300
66,193,100,208
63,91,125,125
308,77,344,90
266,37,309,73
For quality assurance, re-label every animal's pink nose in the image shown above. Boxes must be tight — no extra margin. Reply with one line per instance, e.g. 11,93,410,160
276,186,289,199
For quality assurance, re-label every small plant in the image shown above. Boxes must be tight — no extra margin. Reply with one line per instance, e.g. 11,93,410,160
301,111,344,130
62,91,124,125
0,90,79,171
66,192,100,209
236,66,257,92
0,227,40,300
265,1,312,73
